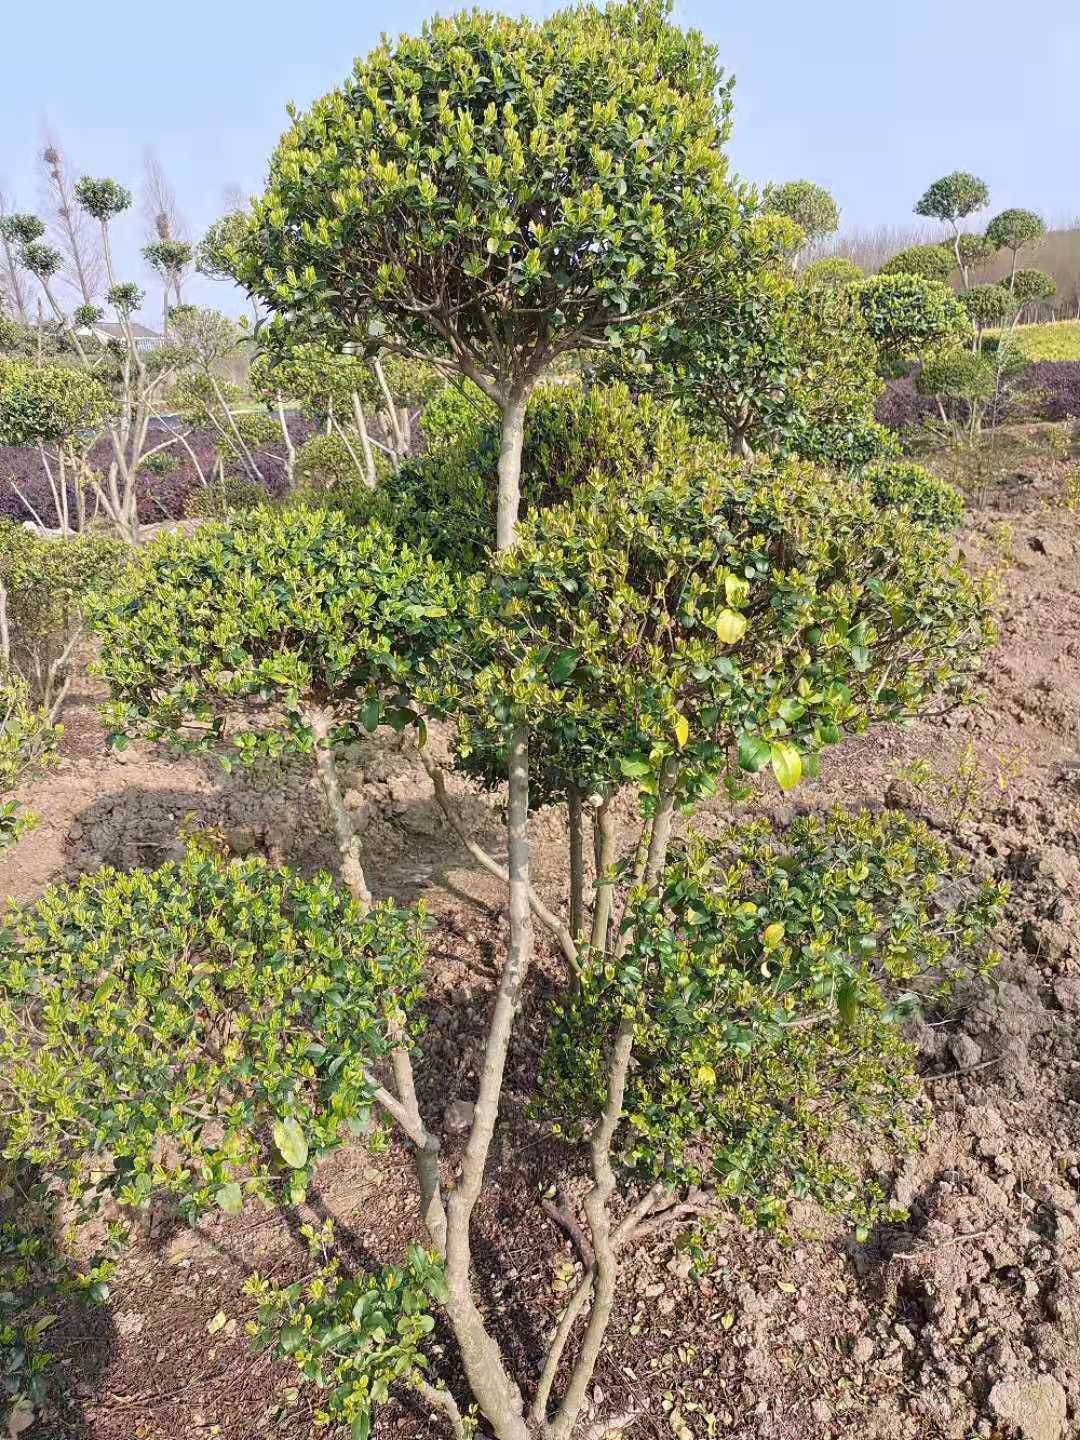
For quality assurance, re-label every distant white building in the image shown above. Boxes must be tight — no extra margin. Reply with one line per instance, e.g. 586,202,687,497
75,321,163,353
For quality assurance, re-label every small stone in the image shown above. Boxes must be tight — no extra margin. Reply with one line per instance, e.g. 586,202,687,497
443,1099,475,1135
948,1032,982,1069
988,1375,1068,1440
811,1399,832,1424
852,1336,874,1364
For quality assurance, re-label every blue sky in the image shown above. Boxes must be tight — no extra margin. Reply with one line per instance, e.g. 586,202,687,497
2,0,1078,321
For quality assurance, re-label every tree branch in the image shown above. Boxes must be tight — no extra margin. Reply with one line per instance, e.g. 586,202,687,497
417,744,579,973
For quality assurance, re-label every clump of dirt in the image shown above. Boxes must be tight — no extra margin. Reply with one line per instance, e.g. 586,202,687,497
3,430,1079,1440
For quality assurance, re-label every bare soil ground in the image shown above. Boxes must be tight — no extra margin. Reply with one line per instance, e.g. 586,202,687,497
4,427,1079,1440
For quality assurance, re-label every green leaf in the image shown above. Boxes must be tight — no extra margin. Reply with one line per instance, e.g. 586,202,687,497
549,649,578,683
737,734,772,773
769,742,802,791
352,1413,371,1440
273,1117,309,1169
215,1182,243,1213
619,755,652,779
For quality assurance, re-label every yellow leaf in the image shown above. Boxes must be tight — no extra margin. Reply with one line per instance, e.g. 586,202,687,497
762,922,785,950
715,609,747,644
770,742,802,791
696,1064,716,1087
674,713,689,748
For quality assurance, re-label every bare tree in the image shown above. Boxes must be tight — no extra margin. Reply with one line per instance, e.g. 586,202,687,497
141,147,188,245
0,188,31,323
36,128,102,305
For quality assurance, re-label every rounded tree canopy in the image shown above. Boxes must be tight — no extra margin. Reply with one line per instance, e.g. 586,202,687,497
985,208,1045,257
0,847,426,1217
953,232,996,269
852,273,970,362
195,210,249,283
960,283,1012,328
451,429,993,807
143,238,193,279
234,0,741,392
914,171,989,226
878,244,953,283
93,505,461,761
916,349,996,403
0,214,45,247
0,358,111,446
762,180,840,250
801,255,862,289
1011,268,1056,303
73,177,133,223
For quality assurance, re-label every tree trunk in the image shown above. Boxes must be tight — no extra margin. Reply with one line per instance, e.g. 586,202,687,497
568,784,585,940
307,707,372,912
495,389,529,553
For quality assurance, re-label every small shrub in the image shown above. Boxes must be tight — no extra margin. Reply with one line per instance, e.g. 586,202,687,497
292,431,368,488
137,450,180,476
863,459,964,529
0,521,127,720
0,673,56,850
801,256,862,289
184,472,268,519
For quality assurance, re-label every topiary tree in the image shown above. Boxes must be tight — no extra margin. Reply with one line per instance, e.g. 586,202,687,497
852,273,970,372
0,357,111,535
801,254,862,289
234,0,741,554
916,348,997,435
985,208,1046,286
0,519,126,721
952,231,996,277
142,237,194,331
1011,267,1056,307
9,178,216,543
914,171,990,286
960,283,1012,350
878,244,954,282
595,227,889,464
762,179,840,267
26,409,1001,1436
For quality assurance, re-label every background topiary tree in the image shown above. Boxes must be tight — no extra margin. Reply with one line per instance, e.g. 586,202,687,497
852,272,970,372
801,254,862,289
914,171,990,287
879,243,954,282
916,348,997,435
960,283,1012,350
762,179,840,268
0,519,126,721
985,208,1046,286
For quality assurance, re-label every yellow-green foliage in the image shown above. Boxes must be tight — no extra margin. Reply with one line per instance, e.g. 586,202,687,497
983,320,1080,361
